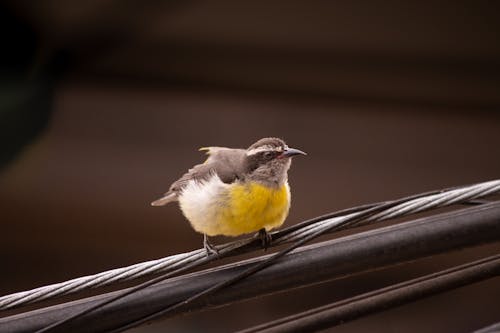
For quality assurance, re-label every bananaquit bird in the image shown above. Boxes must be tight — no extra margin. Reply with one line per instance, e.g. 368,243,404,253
151,137,306,254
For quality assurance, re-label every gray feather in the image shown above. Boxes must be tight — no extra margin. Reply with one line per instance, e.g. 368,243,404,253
151,138,296,206
159,148,247,199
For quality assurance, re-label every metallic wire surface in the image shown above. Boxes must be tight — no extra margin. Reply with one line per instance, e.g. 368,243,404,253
0,180,498,311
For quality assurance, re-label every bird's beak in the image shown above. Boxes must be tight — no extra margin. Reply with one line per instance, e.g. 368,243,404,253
280,147,307,158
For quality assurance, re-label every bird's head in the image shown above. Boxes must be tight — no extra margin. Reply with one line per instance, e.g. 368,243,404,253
244,137,306,186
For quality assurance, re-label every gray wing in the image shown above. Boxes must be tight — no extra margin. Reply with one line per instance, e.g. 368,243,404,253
170,148,246,192
151,148,246,206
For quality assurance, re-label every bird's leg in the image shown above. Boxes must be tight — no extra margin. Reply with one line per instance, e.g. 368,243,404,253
258,228,272,251
203,234,219,256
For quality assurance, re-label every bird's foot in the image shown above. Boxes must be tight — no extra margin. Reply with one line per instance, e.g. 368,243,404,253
257,228,272,251
203,234,219,257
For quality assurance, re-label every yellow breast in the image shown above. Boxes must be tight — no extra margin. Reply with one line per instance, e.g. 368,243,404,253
179,175,291,237
217,182,290,236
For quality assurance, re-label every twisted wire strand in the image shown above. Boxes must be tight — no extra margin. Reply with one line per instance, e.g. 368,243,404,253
1,179,499,311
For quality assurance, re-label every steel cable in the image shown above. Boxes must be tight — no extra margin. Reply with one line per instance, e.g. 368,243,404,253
0,180,498,313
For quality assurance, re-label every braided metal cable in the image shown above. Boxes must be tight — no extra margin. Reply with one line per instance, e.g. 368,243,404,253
1,179,499,311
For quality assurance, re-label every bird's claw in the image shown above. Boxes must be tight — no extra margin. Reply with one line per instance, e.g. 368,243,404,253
203,234,219,257
258,228,272,251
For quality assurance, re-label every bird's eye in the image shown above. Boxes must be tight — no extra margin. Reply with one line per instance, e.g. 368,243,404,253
263,151,274,159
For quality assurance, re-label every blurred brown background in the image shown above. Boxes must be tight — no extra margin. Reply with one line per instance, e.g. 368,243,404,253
1,1,500,332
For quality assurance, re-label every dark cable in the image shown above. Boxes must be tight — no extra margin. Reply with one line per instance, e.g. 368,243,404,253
238,253,500,333
36,183,478,332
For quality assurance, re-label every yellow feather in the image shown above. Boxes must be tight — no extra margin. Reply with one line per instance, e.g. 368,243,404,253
215,182,290,236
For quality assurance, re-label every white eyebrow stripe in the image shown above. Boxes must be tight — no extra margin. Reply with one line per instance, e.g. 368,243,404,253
246,146,272,156
246,144,287,156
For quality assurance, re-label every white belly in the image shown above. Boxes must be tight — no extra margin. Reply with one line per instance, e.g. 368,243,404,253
178,174,230,235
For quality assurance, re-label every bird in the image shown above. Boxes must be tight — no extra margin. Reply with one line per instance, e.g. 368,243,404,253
151,137,306,254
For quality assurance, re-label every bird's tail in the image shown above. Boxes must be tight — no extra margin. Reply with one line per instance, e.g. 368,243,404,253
151,193,177,206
